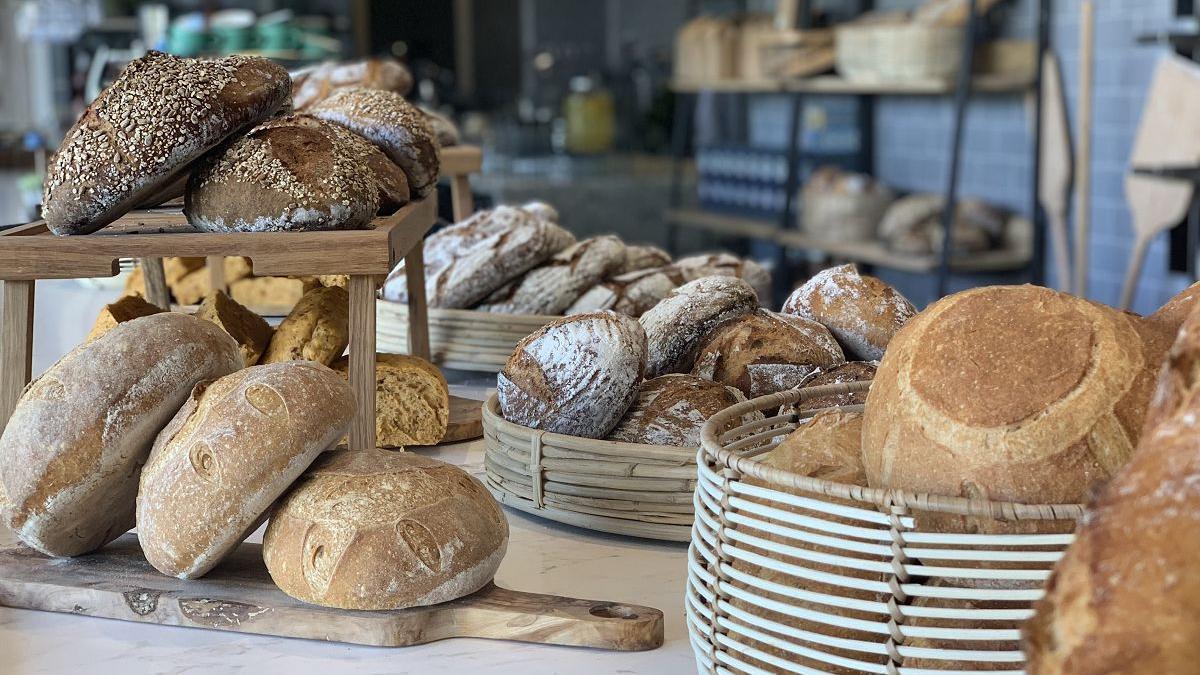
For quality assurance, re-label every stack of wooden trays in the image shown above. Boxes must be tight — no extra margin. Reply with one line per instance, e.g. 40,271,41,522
377,303,555,372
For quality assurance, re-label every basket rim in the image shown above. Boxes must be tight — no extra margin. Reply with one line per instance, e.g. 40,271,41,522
699,382,1085,521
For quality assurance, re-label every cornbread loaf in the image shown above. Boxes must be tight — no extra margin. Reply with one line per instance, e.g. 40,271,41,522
0,313,242,557
310,88,440,198
86,294,163,342
566,266,684,317
291,57,413,110
230,276,318,309
262,286,349,365
675,253,771,300
640,276,759,377
420,106,460,147
185,115,379,232
194,290,274,366
782,264,917,360
1023,304,1200,675
786,361,877,414
692,309,845,398
498,311,647,438
606,374,754,447
42,51,290,235
477,236,626,315
332,354,449,447
521,200,559,223
137,362,354,579
263,448,508,610
862,285,1156,533
620,244,672,274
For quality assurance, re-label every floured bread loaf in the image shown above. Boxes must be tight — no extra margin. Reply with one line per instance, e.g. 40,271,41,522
498,311,647,438
640,276,758,377
262,286,348,365
263,448,508,610
785,361,876,414
137,362,354,579
606,374,756,446
521,200,559,223
566,266,684,317
0,313,242,557
332,354,449,446
675,253,771,300
478,235,626,315
42,51,290,235
692,309,845,398
620,244,672,274
782,263,917,360
194,290,274,366
291,57,413,110
86,294,163,342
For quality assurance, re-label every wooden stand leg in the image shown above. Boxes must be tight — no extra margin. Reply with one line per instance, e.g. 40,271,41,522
207,256,226,294
403,243,431,361
1,280,34,424
141,258,170,309
348,274,377,451
450,175,474,222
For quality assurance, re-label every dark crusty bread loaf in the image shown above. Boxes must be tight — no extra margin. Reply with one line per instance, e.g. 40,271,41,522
565,266,684,317
498,311,647,438
785,361,876,414
263,448,508,610
137,362,354,579
783,264,917,361
478,235,626,315
420,106,460,147
0,313,242,557
1023,302,1200,675
291,57,413,111
639,276,759,377
606,374,755,446
43,51,289,235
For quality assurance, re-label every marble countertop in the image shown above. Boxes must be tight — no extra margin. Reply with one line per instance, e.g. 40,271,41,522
0,281,698,675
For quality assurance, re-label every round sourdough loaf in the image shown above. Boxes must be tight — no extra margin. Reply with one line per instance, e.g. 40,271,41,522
498,311,646,438
291,57,413,111
263,448,508,610
692,309,845,398
137,362,354,579
675,253,772,300
521,200,559,223
606,374,757,446
639,276,759,377
620,245,672,274
782,263,917,361
42,51,290,235
0,313,242,557
862,285,1156,531
309,87,440,198
477,235,626,315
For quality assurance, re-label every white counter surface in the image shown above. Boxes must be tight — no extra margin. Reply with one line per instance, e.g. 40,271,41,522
0,281,697,675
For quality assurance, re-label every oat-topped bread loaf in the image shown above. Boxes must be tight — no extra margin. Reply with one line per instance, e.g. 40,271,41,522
42,51,289,235
86,293,163,342
620,244,672,274
606,374,756,446
640,276,759,377
783,263,917,361
262,286,348,365
675,253,771,300
478,235,626,315
332,354,449,447
692,309,845,398
263,448,508,610
521,200,559,223
566,266,685,317
784,361,876,414
862,285,1159,533
498,311,647,438
291,57,413,110
185,114,379,232
194,290,274,366
310,87,440,198
0,313,242,557
137,362,354,579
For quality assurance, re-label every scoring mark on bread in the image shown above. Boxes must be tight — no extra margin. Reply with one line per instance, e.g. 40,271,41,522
396,519,443,573
188,440,222,485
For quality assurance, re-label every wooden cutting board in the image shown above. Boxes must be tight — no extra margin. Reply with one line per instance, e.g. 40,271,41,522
441,394,483,444
0,534,663,651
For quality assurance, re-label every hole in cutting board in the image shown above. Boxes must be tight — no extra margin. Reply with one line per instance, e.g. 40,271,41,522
589,603,639,620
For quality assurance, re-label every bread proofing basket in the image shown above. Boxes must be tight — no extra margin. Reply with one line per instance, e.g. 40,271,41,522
377,302,556,372
688,382,1084,674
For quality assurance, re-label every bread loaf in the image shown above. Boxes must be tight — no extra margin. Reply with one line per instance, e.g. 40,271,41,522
0,313,242,557
640,276,759,377
291,57,413,110
498,311,646,438
262,286,348,365
331,354,449,447
137,362,354,579
477,236,626,315
420,106,460,147
565,266,682,317
1148,280,1200,335
675,253,771,300
42,51,290,235
879,194,1004,255
521,200,558,223
142,257,254,305
620,244,672,274
785,361,876,414
692,309,844,398
263,448,508,610
230,276,318,309
86,294,163,342
782,264,916,360
606,374,755,446
194,290,274,366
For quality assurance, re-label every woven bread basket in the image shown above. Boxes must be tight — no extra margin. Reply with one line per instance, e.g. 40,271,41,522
377,300,556,372
688,382,1084,674
482,394,695,542
835,23,963,82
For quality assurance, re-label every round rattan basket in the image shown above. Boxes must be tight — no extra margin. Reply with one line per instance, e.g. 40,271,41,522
481,394,695,542
687,382,1084,674
376,301,556,372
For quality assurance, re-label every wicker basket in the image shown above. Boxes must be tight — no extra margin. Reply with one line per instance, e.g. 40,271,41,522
481,394,695,542
835,23,963,82
376,300,556,372
687,383,1084,674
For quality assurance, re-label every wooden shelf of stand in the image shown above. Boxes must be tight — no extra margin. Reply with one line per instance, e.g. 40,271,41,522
440,145,483,221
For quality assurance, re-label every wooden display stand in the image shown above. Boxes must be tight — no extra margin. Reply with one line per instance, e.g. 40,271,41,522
441,144,483,222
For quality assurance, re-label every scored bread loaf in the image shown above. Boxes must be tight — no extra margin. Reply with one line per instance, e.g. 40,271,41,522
0,313,242,557
620,244,672,274
692,309,845,398
42,51,290,235
477,235,626,315
521,200,559,223
782,263,917,361
606,374,757,447
137,362,354,579
263,448,508,610
193,290,274,366
332,354,449,447
86,294,163,342
675,253,771,300
639,276,759,377
498,311,647,438
291,57,413,111
785,361,877,414
262,286,348,365
565,266,684,317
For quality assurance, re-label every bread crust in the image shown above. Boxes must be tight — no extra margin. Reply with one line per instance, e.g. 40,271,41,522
478,235,626,315
262,286,349,365
291,57,413,111
782,264,917,361
639,276,759,377
566,266,684,317
606,374,756,446
331,354,449,447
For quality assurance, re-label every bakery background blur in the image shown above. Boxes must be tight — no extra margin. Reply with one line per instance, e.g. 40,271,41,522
1,0,1198,331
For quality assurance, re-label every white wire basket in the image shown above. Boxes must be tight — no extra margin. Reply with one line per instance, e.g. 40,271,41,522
687,382,1084,674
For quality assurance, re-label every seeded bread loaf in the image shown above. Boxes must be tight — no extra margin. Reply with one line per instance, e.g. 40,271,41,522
0,313,242,557
263,448,508,610
498,311,647,438
262,286,348,365
291,57,413,111
620,244,672,274
332,354,449,447
42,51,290,235
782,264,917,360
639,276,759,377
194,290,274,366
86,294,163,342
566,266,684,317
606,374,757,446
137,362,354,579
478,236,626,315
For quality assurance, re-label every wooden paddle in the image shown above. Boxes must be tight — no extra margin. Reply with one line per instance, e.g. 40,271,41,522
1037,51,1073,291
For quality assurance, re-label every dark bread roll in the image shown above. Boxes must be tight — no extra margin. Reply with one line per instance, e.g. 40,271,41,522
639,276,759,377
606,374,755,446
782,263,917,361
43,51,290,235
